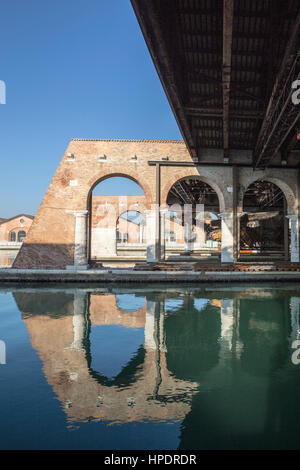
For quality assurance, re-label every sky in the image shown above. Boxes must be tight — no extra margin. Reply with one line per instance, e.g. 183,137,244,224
0,0,181,218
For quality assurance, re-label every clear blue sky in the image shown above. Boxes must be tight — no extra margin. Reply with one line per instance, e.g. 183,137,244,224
0,0,181,218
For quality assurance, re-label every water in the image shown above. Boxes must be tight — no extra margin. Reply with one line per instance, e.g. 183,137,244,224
0,283,300,450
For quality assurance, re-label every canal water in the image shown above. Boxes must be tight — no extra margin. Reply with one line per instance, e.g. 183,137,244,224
0,283,299,450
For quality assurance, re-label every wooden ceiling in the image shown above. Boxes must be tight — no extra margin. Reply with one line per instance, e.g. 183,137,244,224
131,0,300,167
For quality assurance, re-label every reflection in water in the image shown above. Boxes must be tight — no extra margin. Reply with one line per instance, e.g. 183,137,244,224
2,284,300,449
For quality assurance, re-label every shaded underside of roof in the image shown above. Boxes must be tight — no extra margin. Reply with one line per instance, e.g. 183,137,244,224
131,0,300,167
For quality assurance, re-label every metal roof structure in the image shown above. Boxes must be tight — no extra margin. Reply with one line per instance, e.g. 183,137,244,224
131,0,300,168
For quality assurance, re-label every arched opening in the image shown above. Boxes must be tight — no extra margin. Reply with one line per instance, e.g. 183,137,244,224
89,176,147,263
241,180,288,260
116,293,146,312
17,230,26,242
116,211,146,256
166,177,221,259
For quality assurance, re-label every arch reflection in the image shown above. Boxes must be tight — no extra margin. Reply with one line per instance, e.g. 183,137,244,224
12,285,300,449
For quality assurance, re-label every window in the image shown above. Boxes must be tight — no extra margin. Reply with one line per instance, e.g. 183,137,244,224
116,231,122,243
18,230,26,242
123,233,128,243
10,231,16,242
166,230,176,243
20,218,24,223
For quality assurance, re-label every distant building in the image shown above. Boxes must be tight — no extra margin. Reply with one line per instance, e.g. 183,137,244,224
0,214,34,244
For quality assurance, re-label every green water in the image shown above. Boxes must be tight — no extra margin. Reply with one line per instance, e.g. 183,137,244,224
0,283,299,450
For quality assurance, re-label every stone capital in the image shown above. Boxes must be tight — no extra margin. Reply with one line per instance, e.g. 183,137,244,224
144,209,156,217
66,210,89,217
286,214,298,221
159,207,169,215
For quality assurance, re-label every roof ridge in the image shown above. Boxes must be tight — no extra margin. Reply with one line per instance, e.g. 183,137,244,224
0,214,34,225
71,138,185,144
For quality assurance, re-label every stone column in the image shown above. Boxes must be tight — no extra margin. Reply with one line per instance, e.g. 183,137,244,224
184,205,194,253
144,299,165,351
144,300,157,350
286,215,300,263
220,298,234,352
67,210,89,269
235,212,244,262
290,296,300,342
139,223,144,244
283,199,289,261
145,209,156,262
219,212,234,263
195,204,205,247
70,291,87,350
160,209,167,261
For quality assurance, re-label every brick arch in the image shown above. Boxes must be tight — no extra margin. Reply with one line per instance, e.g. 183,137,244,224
241,177,296,214
87,172,154,209
161,174,225,212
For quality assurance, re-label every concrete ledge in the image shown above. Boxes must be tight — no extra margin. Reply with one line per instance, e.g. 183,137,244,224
1,268,300,283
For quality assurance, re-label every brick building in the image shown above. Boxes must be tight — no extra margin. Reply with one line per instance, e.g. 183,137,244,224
0,214,34,243
12,139,299,269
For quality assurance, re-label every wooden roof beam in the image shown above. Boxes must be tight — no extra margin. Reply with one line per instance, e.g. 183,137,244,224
222,0,234,159
185,107,264,119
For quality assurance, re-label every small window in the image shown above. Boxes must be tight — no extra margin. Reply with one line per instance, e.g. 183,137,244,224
10,231,16,242
166,230,176,243
116,231,122,243
123,233,128,243
20,218,24,223
18,230,26,242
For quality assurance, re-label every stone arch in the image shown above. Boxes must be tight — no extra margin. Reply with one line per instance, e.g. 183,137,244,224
240,177,296,215
162,174,225,213
89,176,150,261
87,172,153,210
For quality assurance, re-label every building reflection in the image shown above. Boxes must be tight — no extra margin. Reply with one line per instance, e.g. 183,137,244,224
12,285,300,446
14,288,199,424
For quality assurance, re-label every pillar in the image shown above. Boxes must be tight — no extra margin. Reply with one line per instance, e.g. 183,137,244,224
220,298,234,353
286,215,300,262
70,291,87,350
144,299,165,351
184,205,193,253
284,199,289,261
219,211,234,263
160,209,167,261
235,212,244,262
66,210,88,269
139,222,144,244
145,209,157,262
290,297,300,342
144,300,157,350
195,204,205,247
